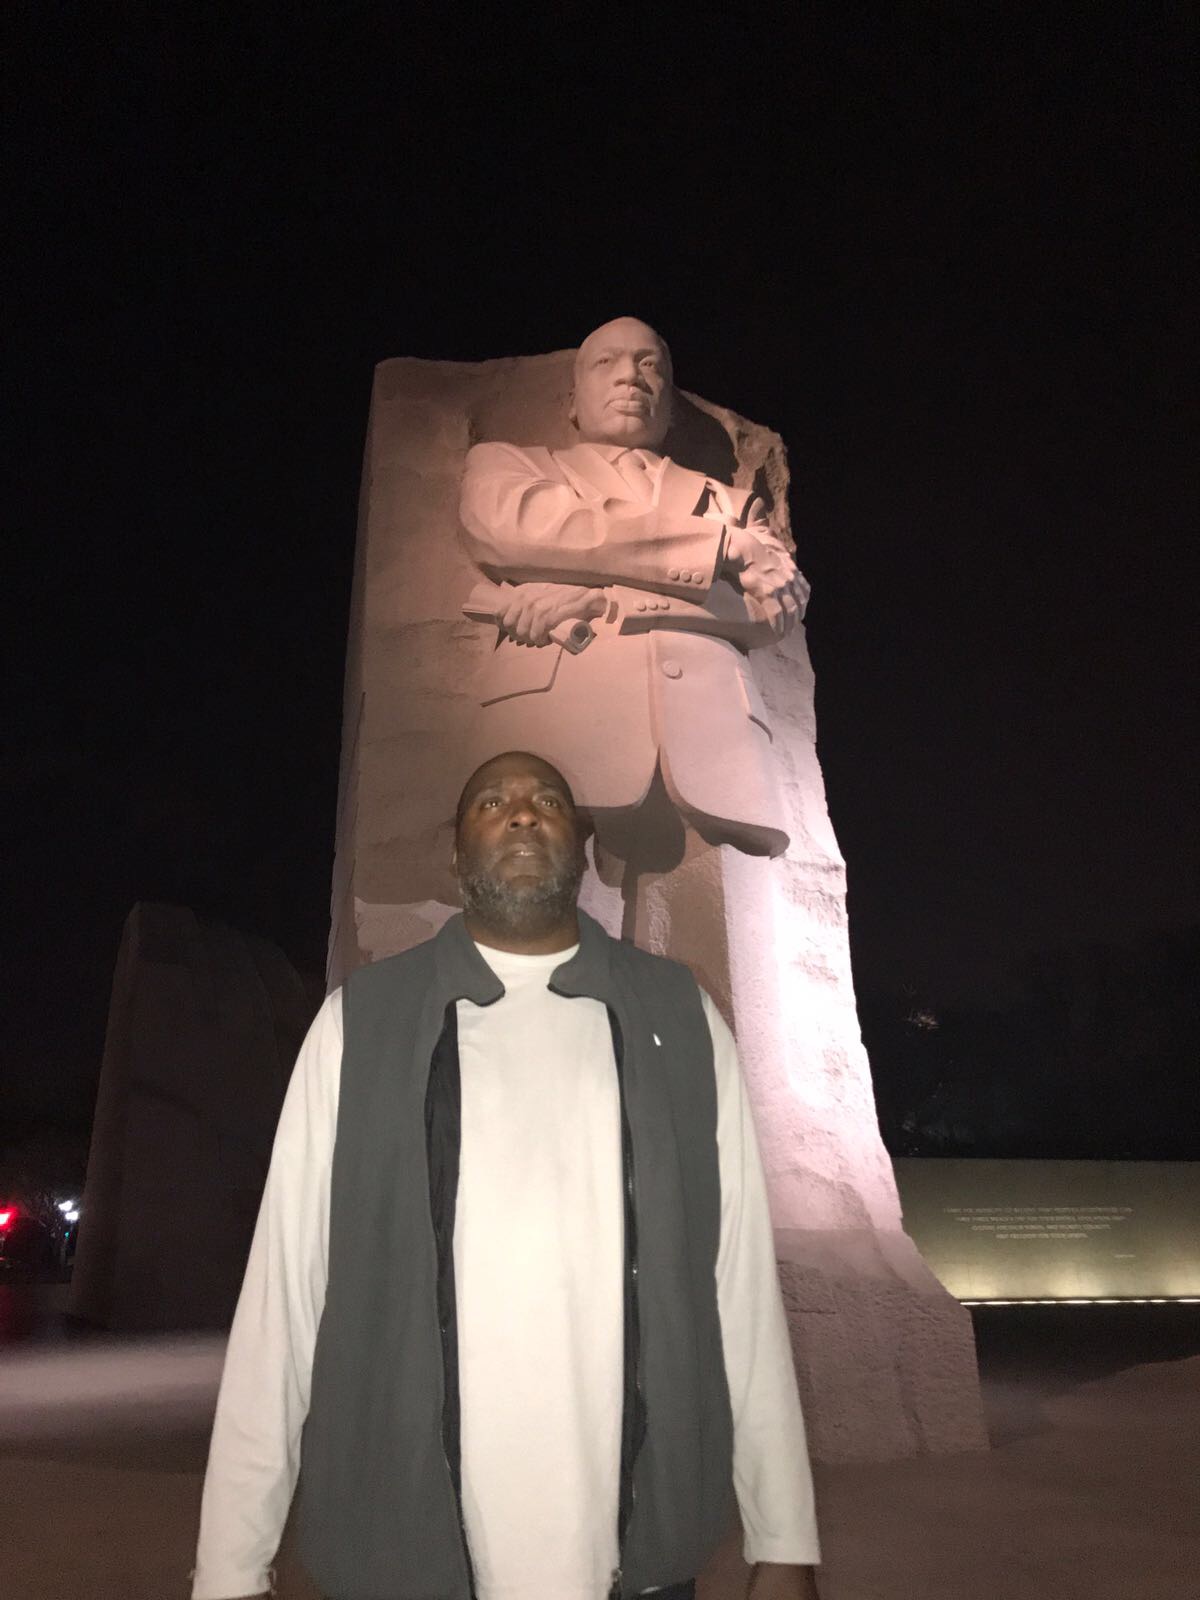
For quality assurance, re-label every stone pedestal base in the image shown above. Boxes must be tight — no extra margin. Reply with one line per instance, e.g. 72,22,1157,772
776,1227,987,1462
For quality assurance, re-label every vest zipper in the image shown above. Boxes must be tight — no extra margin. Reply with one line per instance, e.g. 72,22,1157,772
609,1004,643,1600
625,1128,643,1492
426,1004,476,1598
442,1434,474,1596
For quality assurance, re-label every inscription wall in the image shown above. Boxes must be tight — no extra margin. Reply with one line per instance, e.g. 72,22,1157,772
893,1159,1200,1299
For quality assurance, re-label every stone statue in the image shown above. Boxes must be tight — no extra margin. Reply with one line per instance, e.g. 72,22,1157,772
458,317,809,866
328,327,987,1464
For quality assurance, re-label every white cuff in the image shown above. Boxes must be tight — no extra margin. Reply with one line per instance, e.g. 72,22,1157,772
744,1535,822,1567
190,1562,276,1598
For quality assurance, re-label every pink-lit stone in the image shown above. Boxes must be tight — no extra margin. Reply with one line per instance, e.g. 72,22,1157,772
329,327,987,1461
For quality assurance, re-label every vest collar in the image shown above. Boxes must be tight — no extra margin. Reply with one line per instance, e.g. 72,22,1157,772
547,908,619,1004
431,908,617,1007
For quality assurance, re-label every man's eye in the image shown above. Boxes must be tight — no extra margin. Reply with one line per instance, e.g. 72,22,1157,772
540,795,560,808
481,797,501,808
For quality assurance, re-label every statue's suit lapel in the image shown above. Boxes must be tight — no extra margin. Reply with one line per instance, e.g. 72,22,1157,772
550,444,758,527
659,458,758,526
554,443,637,504
658,457,712,519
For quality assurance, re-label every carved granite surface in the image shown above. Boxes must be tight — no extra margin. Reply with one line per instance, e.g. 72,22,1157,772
329,339,986,1460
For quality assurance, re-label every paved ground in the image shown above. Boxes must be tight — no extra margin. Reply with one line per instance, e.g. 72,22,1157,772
1,1286,1198,1598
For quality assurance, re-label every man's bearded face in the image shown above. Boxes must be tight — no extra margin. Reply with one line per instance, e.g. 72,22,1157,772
571,317,673,450
454,754,585,939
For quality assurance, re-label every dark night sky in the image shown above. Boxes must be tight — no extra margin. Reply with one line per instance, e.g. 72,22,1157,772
6,7,1197,1131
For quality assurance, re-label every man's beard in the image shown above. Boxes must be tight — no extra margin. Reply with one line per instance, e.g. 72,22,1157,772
458,853,584,940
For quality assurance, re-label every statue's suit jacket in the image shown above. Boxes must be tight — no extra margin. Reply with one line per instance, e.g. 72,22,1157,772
458,440,790,855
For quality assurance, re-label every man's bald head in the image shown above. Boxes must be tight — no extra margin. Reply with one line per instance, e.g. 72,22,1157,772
570,316,674,449
454,750,578,835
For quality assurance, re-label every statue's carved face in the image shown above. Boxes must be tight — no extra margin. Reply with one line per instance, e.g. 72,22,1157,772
570,317,673,450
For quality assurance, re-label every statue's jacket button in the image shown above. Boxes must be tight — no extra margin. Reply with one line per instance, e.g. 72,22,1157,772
661,659,683,679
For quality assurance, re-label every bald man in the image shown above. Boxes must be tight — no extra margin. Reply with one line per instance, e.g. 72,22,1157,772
191,752,820,1600
458,318,810,863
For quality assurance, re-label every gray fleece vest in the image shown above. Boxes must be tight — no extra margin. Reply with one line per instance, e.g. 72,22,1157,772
298,910,734,1599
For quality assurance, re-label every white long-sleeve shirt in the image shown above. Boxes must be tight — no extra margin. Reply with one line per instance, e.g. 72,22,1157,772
192,944,819,1600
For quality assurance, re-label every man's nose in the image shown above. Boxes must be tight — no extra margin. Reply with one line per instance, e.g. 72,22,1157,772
613,355,645,387
506,800,540,828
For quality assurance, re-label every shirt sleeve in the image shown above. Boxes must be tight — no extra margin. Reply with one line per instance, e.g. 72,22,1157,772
191,990,343,1600
704,990,821,1568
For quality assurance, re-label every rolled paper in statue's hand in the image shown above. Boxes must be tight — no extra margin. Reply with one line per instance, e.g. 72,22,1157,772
462,579,597,654
549,617,595,653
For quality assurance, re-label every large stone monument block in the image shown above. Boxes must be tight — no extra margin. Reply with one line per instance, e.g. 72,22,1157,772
330,340,986,1462
71,903,315,1331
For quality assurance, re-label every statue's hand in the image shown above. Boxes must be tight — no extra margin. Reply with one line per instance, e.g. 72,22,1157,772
725,524,809,638
497,582,607,646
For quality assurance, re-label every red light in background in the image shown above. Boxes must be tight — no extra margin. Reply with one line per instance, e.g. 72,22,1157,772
0,1207,15,1230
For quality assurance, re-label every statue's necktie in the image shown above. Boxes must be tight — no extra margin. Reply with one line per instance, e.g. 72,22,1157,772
616,448,655,503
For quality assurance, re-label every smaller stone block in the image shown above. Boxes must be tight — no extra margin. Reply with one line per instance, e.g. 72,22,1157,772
69,904,317,1331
